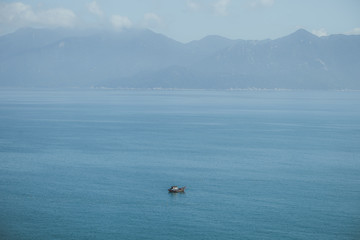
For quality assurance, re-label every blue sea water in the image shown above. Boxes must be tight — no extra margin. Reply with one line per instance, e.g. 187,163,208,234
0,89,359,240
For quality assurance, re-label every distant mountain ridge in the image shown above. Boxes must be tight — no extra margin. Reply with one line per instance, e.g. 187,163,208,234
1,28,359,89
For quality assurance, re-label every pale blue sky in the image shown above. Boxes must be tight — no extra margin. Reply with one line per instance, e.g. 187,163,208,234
0,0,359,42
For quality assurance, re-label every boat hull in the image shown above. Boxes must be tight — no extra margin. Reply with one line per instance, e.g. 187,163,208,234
168,186,186,193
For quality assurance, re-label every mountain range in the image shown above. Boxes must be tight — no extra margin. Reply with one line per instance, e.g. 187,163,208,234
1,27,359,89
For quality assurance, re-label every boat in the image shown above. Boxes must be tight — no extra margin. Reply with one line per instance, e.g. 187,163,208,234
168,186,186,193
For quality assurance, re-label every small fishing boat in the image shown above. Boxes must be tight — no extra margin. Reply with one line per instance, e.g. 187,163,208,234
168,186,186,193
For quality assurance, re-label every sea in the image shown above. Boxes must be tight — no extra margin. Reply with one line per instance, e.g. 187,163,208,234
0,89,359,240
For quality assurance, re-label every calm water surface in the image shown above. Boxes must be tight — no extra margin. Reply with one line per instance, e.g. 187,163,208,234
0,89,359,240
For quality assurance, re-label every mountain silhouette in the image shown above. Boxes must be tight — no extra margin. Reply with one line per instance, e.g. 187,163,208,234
0,28,359,89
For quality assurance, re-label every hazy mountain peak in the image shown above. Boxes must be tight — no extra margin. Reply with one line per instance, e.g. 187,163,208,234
288,28,318,40
187,35,233,45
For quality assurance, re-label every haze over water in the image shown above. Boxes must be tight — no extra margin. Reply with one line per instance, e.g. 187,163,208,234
0,89,359,239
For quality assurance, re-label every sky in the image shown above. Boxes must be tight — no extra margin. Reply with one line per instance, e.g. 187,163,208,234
0,0,359,42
